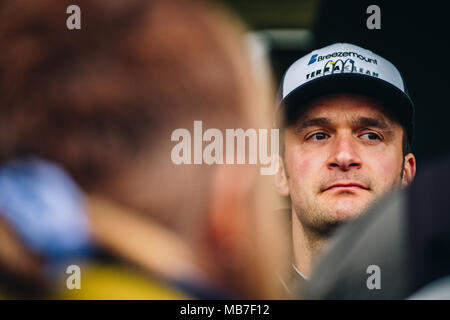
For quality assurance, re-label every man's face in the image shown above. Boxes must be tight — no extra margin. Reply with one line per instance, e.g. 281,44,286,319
279,93,414,234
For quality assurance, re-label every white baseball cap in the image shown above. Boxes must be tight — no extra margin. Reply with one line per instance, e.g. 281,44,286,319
278,43,414,143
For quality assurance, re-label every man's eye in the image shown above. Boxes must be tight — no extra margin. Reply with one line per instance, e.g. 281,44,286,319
307,132,329,141
360,132,381,140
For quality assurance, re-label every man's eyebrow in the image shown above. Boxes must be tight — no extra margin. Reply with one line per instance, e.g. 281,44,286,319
296,117,331,130
352,116,390,130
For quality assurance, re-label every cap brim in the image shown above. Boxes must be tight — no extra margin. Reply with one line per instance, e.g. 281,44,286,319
280,73,415,143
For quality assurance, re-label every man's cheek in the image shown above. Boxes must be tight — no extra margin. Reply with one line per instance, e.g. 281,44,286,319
370,155,400,190
287,152,315,188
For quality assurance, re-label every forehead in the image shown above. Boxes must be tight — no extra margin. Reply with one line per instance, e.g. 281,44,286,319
296,93,398,126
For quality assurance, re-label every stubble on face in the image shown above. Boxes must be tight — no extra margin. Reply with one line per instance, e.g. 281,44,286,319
284,94,406,238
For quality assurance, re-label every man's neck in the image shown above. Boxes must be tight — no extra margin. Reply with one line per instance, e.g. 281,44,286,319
86,195,205,284
291,209,327,278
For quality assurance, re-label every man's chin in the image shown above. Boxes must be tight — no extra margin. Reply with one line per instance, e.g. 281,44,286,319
319,190,374,221
309,203,367,237
323,195,373,221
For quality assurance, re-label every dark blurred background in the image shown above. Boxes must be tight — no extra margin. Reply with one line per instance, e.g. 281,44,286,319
221,0,450,168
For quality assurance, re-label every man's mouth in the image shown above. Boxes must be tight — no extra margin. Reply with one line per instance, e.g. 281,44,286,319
322,182,369,192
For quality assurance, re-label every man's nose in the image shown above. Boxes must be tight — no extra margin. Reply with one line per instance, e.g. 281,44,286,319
327,133,361,172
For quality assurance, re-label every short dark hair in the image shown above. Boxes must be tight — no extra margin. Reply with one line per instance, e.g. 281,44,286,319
402,129,412,156
0,0,252,190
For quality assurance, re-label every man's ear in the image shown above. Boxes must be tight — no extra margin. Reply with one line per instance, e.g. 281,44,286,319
206,166,252,271
274,155,290,196
402,153,416,187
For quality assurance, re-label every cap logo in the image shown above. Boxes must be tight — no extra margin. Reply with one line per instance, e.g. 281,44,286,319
307,51,378,66
305,58,379,80
327,59,355,73
307,54,318,65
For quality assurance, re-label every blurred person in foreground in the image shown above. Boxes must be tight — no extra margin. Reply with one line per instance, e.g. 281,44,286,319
0,0,287,299
274,43,416,295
